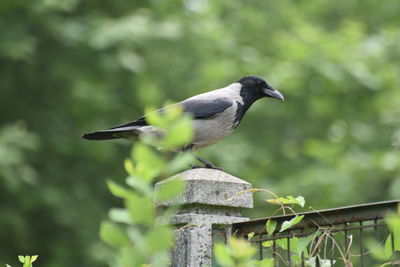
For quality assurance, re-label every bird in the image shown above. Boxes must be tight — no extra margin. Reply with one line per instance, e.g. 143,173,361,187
82,75,284,168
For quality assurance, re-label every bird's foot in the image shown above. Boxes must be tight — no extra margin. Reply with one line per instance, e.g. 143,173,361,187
193,156,223,171
191,164,223,171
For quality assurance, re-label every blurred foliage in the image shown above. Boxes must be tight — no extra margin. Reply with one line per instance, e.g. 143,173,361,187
367,207,400,266
1,0,400,266
6,255,38,267
100,108,192,267
216,192,306,267
214,237,273,267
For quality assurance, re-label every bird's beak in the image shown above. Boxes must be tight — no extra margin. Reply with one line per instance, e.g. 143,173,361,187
263,88,284,101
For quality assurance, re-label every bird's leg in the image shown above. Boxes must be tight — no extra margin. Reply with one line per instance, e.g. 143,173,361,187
182,144,222,170
193,156,222,170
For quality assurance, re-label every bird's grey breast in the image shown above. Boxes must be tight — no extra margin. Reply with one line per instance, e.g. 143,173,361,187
183,82,244,149
191,103,238,149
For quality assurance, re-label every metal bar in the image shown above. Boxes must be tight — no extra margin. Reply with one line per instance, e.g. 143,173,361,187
272,233,278,267
344,226,349,261
249,222,386,242
329,232,334,266
259,234,263,260
391,233,395,263
287,232,291,267
374,218,379,240
360,221,364,267
232,200,399,237
301,228,305,267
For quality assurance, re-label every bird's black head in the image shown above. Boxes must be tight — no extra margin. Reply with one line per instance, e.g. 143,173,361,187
238,75,284,102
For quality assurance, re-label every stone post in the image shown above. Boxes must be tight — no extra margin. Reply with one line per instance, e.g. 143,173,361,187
155,168,253,267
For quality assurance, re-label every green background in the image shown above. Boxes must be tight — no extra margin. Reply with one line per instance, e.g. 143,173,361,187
1,0,399,266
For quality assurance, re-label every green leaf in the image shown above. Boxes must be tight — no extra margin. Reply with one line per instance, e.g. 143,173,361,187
280,215,304,232
5,264,12,267
366,238,389,261
107,180,133,198
254,258,274,267
247,232,255,239
30,256,38,263
125,194,155,225
18,256,25,263
125,177,153,196
230,237,257,259
292,255,302,265
297,232,318,254
164,104,184,121
386,214,400,250
146,226,173,253
266,219,277,236
294,196,305,207
214,243,234,266
289,237,299,251
109,208,131,224
266,196,305,207
262,240,273,247
120,247,145,267
275,238,286,249
161,116,193,148
384,234,393,259
276,237,298,252
167,152,194,173
126,227,147,253
99,221,130,247
133,144,165,181
124,159,134,176
155,178,184,202
145,107,165,128
22,256,30,267
132,143,161,165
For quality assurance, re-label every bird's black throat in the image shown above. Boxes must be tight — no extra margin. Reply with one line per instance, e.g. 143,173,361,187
232,87,264,129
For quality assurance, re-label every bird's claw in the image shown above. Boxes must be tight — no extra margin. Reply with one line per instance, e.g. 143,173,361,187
192,156,223,170
191,164,223,171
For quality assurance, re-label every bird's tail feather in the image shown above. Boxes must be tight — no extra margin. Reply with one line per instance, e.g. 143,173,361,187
82,131,121,140
82,126,140,140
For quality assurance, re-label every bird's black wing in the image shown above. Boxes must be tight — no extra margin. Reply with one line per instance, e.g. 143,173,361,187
108,98,233,129
180,98,233,119
82,98,232,140
116,97,233,127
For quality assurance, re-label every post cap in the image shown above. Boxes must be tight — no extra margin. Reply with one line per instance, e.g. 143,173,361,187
155,168,253,209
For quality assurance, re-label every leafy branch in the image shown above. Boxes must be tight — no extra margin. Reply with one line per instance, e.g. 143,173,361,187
6,256,38,267
100,105,194,267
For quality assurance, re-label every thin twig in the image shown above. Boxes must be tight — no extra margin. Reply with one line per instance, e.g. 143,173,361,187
227,188,279,202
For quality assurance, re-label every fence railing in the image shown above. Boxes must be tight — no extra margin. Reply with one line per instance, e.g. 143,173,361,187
157,169,400,266
232,200,400,266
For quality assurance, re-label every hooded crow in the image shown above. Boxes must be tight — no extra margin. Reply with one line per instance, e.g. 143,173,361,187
82,75,284,167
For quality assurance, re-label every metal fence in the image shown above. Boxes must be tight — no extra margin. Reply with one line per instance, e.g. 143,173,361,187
232,200,400,266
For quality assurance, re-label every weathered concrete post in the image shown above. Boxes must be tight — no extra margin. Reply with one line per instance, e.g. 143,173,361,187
155,168,253,267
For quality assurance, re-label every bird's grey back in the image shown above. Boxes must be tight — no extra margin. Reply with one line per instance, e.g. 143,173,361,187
184,82,244,104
